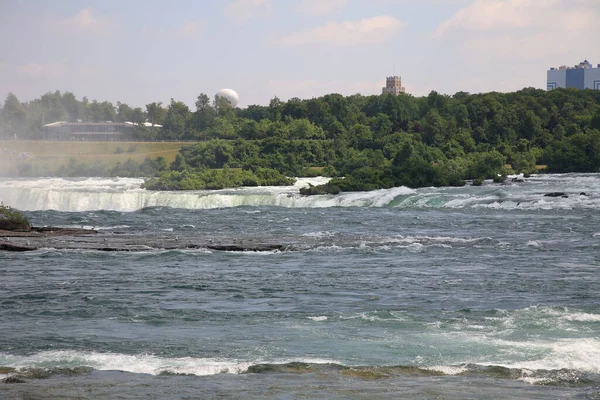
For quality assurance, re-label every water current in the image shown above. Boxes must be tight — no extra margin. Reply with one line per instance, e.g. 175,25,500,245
1,174,599,399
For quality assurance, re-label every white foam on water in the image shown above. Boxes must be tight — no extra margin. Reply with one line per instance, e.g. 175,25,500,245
307,316,328,322
475,337,600,375
423,365,468,375
405,242,424,252
0,351,339,377
442,195,502,209
415,305,600,384
390,235,492,245
562,312,600,322
301,231,338,239
369,186,416,207
308,245,344,253
222,250,282,255
0,177,414,211
339,311,406,323
95,225,130,230
472,306,600,335
2,174,599,211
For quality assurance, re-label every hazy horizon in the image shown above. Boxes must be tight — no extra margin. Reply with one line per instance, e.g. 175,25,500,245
1,0,599,109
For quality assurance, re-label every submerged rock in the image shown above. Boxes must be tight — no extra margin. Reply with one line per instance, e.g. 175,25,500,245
0,231,291,253
0,241,35,252
3,376,26,384
206,243,285,252
544,192,567,197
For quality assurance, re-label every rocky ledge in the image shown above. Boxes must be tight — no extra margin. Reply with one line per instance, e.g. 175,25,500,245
0,226,98,237
0,227,288,253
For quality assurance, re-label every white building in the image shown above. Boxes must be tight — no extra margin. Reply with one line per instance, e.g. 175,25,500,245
547,60,600,90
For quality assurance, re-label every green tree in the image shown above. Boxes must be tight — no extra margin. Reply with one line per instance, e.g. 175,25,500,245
146,102,166,126
162,99,190,139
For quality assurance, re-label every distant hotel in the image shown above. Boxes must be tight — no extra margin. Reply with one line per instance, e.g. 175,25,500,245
547,60,600,90
382,76,406,95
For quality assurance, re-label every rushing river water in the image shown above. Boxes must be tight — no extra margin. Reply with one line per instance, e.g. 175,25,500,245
1,174,599,399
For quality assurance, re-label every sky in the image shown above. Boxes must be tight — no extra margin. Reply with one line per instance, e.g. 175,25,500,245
1,0,599,109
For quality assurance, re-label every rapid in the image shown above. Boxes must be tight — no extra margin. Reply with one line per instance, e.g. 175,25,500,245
1,173,599,399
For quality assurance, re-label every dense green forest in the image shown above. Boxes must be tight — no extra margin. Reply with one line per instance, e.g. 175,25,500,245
1,88,600,192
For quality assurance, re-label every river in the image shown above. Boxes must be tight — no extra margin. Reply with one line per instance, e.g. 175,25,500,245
1,174,599,399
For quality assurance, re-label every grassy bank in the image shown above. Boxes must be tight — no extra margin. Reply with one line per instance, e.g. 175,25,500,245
0,141,187,173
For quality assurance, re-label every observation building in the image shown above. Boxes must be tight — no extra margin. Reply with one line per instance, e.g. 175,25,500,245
382,76,406,95
547,60,600,90
42,121,162,141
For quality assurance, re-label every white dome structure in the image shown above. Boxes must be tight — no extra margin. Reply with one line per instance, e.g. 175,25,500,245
215,89,239,108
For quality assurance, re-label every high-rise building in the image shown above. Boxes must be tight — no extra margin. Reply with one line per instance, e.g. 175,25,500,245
382,76,406,95
547,60,600,90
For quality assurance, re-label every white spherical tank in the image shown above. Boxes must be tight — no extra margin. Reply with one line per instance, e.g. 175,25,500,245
215,89,239,108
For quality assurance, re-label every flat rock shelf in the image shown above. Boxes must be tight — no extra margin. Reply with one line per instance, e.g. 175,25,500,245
0,227,289,253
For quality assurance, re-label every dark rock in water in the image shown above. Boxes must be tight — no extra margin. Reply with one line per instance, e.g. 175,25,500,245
580,192,587,196
0,229,292,253
31,226,98,235
3,376,26,384
0,241,36,252
511,178,525,183
207,244,285,252
544,192,566,197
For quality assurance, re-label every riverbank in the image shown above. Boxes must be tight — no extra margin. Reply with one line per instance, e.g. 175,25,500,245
0,141,187,175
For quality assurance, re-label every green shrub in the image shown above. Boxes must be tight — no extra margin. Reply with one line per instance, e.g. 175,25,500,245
299,182,341,196
493,174,507,183
472,177,484,186
0,203,31,231
142,168,296,190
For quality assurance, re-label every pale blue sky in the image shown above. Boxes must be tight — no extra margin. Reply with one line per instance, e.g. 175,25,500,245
1,0,599,108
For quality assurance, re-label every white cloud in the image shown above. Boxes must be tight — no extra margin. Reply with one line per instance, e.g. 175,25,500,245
15,63,68,78
282,15,404,46
435,0,600,63
174,20,207,40
55,8,114,36
224,0,272,23
435,0,562,36
294,0,348,16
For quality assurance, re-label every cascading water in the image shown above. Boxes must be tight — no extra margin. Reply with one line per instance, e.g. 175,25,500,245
0,174,598,212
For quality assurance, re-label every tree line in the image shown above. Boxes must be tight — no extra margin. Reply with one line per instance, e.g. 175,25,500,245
2,88,600,191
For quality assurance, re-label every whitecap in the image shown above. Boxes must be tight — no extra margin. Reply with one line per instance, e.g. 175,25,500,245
0,351,344,377
563,312,600,322
423,365,468,375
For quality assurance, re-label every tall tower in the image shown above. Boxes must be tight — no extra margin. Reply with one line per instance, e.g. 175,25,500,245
382,76,406,95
